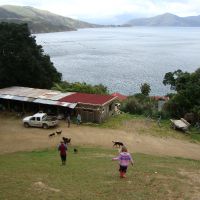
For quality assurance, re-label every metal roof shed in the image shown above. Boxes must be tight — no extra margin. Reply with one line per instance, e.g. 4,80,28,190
0,86,77,111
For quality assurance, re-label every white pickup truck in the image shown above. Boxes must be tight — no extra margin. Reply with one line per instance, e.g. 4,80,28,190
23,113,58,129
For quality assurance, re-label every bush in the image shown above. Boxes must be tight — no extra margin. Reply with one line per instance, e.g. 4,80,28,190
151,110,170,119
121,95,157,116
121,97,143,114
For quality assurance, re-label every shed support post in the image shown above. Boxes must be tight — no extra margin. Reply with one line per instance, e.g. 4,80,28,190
22,102,25,112
8,100,10,111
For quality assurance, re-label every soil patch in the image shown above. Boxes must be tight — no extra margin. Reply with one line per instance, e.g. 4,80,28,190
0,114,200,160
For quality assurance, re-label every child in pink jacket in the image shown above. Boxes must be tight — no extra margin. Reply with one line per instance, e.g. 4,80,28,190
112,146,134,178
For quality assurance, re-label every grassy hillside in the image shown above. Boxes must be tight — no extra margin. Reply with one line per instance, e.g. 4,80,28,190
0,5,100,33
0,147,199,200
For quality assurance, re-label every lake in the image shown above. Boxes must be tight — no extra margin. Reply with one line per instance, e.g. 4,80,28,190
35,27,200,95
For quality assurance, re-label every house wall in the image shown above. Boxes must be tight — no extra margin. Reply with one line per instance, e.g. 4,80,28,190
75,100,116,123
100,101,115,122
75,104,100,123
158,100,166,111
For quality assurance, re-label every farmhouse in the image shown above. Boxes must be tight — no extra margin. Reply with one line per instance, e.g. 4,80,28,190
0,86,117,123
151,96,169,111
111,92,127,101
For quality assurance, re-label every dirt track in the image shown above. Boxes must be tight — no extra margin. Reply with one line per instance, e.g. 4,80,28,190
0,116,200,160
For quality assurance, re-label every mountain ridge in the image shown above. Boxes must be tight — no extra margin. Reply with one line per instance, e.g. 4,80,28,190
0,5,101,33
125,13,200,27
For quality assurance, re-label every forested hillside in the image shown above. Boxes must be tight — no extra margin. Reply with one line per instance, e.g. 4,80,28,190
0,5,100,33
0,22,62,88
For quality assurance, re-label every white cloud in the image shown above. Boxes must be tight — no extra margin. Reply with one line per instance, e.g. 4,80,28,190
0,0,200,21
43,0,139,18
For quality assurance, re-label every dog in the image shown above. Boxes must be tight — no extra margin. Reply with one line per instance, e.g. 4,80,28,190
62,137,67,143
49,133,55,137
112,141,124,148
56,130,62,135
62,137,71,144
74,148,78,153
67,138,71,144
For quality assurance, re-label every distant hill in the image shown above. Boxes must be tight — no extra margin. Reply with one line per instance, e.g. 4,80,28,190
125,13,200,27
0,5,100,33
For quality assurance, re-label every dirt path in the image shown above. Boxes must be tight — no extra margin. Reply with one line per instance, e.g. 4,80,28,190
0,116,200,160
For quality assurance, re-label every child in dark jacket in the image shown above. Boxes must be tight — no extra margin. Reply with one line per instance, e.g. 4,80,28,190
58,141,67,165
112,146,134,178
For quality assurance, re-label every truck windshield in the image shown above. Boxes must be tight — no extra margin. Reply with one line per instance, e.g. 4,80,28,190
42,114,47,120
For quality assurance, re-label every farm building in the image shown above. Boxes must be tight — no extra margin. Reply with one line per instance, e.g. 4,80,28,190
0,86,117,123
111,92,127,101
151,96,170,111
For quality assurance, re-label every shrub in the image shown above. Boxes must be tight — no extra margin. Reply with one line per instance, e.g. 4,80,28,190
121,95,157,116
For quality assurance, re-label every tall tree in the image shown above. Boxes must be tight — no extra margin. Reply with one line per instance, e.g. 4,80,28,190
140,83,151,96
163,68,200,120
0,22,62,89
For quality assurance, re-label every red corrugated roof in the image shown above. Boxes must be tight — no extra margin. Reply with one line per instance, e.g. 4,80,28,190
59,93,116,105
111,92,127,101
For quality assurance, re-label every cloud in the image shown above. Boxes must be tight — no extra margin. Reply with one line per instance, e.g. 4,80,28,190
0,0,200,21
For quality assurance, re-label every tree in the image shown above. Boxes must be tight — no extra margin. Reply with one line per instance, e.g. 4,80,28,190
0,22,62,89
163,69,185,91
163,68,200,120
52,81,109,94
140,83,151,96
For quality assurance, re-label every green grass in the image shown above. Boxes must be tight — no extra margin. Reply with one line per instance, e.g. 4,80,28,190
0,147,200,200
87,113,200,142
87,113,143,129
188,127,200,141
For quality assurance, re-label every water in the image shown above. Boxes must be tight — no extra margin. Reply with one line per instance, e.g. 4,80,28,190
35,27,200,95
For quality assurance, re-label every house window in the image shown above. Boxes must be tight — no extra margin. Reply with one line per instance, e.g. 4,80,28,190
83,109,93,112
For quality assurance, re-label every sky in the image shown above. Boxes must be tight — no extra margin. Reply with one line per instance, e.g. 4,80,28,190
0,0,200,24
